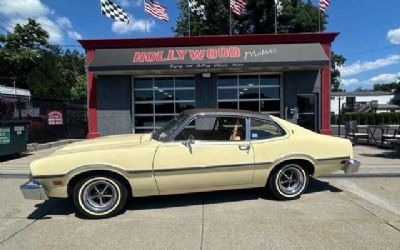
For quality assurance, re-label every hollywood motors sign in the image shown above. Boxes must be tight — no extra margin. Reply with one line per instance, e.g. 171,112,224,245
132,46,241,63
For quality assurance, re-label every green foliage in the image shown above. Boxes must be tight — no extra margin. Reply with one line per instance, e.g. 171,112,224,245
331,52,346,92
174,0,344,89
331,114,337,125
373,82,400,92
391,82,400,105
0,19,86,100
367,113,376,125
174,0,327,36
334,112,400,125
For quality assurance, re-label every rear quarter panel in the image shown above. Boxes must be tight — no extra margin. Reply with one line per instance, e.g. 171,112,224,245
251,117,353,186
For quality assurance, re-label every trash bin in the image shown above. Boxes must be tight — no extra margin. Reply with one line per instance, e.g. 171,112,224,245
0,120,29,157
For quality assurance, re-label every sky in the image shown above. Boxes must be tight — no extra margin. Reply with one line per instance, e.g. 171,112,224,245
0,0,399,91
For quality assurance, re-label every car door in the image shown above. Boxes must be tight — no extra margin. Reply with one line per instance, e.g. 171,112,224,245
248,118,289,186
153,115,255,194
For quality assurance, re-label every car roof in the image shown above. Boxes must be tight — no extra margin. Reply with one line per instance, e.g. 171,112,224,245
182,109,270,120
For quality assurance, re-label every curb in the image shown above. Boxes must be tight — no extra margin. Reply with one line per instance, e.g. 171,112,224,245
27,139,82,152
0,170,30,177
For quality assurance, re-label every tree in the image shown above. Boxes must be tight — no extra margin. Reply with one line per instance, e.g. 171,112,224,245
174,0,327,36
373,82,400,92
0,19,50,89
331,52,346,92
174,0,343,88
0,19,86,100
354,87,369,92
388,78,400,105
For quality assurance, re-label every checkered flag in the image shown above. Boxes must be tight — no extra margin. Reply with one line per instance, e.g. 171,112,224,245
188,0,207,20
101,0,130,23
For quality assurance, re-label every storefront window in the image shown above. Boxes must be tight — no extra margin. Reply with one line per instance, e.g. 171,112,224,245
134,77,195,132
218,74,281,115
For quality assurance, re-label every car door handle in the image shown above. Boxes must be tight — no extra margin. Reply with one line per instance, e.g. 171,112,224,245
238,144,251,151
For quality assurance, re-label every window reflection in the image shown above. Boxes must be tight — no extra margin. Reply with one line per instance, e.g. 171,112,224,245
218,74,280,114
134,77,196,131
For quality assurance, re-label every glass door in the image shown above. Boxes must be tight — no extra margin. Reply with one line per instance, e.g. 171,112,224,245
297,94,317,131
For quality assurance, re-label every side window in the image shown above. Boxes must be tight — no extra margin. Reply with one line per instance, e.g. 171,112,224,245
175,116,246,141
250,119,285,140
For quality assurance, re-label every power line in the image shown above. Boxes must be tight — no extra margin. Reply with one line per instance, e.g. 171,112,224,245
345,45,400,56
0,23,11,33
0,17,14,29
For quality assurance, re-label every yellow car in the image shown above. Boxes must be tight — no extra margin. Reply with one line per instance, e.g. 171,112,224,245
21,109,360,218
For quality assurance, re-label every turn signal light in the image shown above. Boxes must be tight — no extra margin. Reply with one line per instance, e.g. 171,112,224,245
52,180,63,186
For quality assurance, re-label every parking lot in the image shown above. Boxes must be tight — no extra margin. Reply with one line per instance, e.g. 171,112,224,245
1,146,400,249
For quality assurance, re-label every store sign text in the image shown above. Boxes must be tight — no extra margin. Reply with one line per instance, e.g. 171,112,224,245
133,47,241,63
48,110,63,125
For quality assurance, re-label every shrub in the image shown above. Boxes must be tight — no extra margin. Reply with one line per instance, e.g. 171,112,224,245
337,112,400,125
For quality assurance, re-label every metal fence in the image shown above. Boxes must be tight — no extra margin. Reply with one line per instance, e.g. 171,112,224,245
0,93,87,142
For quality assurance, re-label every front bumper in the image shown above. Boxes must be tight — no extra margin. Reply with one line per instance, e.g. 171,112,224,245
343,159,361,174
20,179,48,200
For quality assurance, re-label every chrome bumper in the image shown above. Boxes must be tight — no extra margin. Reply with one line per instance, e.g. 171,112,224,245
343,159,361,174
20,179,48,200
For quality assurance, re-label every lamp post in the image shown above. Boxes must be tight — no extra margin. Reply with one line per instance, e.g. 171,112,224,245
338,96,344,137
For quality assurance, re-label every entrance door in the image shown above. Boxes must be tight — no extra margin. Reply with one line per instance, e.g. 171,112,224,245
285,94,317,131
153,115,255,194
297,94,317,131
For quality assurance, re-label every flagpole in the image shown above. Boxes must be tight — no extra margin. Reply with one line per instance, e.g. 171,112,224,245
318,10,321,32
274,1,277,34
229,8,232,35
143,0,147,36
188,5,191,37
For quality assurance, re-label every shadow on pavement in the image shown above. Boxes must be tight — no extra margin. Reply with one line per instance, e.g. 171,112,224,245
26,178,342,219
359,151,400,159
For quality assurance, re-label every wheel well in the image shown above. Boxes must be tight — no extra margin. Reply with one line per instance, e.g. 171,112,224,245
67,170,132,198
266,159,315,188
272,159,315,176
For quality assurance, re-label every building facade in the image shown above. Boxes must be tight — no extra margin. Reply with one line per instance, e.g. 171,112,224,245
79,33,338,138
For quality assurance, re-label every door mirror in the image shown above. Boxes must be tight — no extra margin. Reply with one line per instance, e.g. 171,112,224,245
182,135,195,153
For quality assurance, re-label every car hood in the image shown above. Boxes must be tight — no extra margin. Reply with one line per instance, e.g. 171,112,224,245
53,133,153,155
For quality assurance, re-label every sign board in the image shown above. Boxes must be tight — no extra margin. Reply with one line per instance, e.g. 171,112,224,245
48,110,63,125
0,127,10,144
14,126,25,135
89,43,329,72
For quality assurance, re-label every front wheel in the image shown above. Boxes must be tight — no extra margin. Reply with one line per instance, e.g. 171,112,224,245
73,175,128,219
268,163,309,200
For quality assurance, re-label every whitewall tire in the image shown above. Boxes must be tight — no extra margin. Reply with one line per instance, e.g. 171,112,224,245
268,163,309,200
73,175,128,219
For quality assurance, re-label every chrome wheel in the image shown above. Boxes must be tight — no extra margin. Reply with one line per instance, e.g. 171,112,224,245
81,179,118,213
277,164,305,196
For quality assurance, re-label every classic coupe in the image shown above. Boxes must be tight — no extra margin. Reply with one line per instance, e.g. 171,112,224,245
21,109,360,218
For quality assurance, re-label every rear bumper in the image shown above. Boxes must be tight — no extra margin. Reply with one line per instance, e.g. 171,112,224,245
20,179,48,200
343,159,361,174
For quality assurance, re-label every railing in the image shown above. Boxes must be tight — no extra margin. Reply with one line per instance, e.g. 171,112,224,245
342,100,378,113
0,93,87,142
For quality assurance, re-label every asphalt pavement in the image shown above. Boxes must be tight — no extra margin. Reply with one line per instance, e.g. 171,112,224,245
0,145,399,249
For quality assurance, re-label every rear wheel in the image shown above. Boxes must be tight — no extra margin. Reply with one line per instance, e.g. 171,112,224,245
73,175,128,219
268,163,309,200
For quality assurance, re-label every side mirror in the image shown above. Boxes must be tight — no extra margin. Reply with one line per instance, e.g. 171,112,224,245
182,135,195,154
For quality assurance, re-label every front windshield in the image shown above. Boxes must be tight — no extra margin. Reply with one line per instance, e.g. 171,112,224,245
152,113,189,141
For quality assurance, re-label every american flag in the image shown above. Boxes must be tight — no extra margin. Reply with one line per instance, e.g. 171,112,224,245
230,0,246,16
144,0,169,22
319,0,330,13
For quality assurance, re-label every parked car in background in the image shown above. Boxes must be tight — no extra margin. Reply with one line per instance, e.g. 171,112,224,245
21,109,360,218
